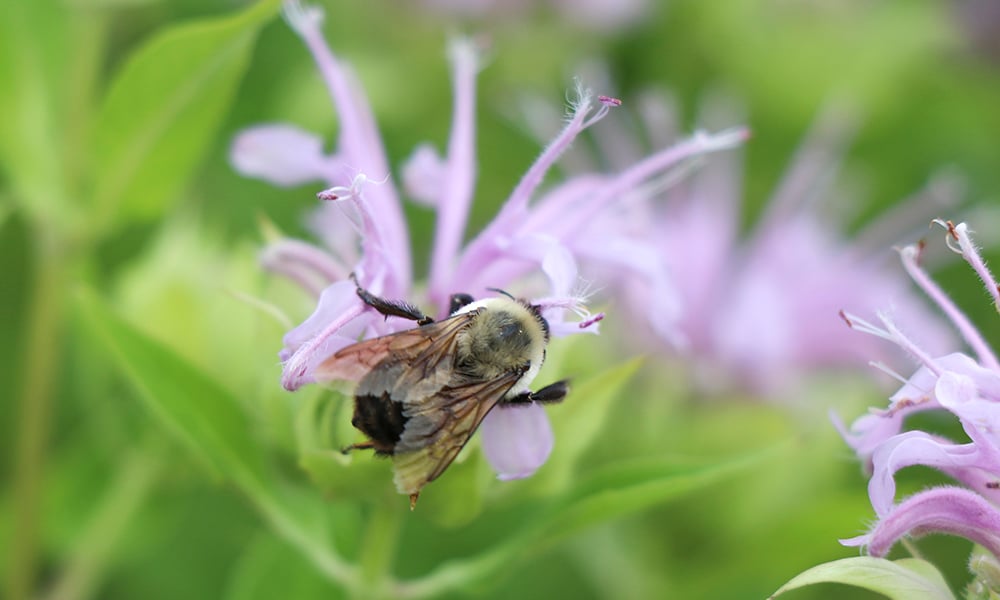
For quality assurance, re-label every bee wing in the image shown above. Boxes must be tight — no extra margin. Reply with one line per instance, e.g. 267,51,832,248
313,311,477,384
392,369,525,497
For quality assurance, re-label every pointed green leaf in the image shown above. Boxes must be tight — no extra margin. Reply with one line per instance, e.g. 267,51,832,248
73,287,359,588
532,357,642,494
74,287,264,481
91,0,280,227
398,448,779,599
769,557,954,600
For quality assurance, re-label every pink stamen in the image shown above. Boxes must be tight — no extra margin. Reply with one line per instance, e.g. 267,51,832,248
579,312,605,329
598,95,622,107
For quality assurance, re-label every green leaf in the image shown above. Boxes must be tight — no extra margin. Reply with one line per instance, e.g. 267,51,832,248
0,0,72,224
530,357,642,495
769,557,955,600
397,448,778,599
91,0,280,228
224,533,345,600
73,287,360,589
74,287,264,481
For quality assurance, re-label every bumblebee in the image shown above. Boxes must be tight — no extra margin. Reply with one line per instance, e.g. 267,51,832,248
316,277,568,508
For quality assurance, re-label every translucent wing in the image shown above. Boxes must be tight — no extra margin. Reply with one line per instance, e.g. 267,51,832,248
313,310,478,385
392,368,526,504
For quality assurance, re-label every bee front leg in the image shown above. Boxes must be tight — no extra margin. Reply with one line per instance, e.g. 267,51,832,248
504,380,570,405
351,273,434,325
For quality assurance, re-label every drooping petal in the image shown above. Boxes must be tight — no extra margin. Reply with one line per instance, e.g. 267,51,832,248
842,486,1000,559
280,280,368,390
230,124,340,186
260,238,348,298
479,403,554,480
866,431,979,516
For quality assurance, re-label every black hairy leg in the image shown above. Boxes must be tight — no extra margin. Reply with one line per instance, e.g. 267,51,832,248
504,379,570,405
351,273,433,325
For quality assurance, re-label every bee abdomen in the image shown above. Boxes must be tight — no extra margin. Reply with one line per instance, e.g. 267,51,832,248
352,393,408,455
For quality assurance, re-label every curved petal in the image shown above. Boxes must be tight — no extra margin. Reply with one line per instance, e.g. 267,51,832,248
230,124,338,187
280,281,368,390
479,403,554,480
401,143,446,206
843,486,1000,559
867,431,979,516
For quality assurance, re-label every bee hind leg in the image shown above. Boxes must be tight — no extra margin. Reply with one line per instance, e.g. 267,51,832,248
340,440,377,454
504,379,570,405
351,273,433,325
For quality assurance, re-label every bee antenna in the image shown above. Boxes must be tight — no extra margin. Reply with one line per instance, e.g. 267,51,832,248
486,287,515,301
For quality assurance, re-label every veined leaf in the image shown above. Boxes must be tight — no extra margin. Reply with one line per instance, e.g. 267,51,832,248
91,0,280,228
769,556,954,600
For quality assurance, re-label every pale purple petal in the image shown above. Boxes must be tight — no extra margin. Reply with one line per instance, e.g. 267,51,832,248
428,38,481,306
459,88,619,277
867,431,979,516
230,124,339,186
572,232,685,348
945,221,1000,314
900,240,1000,371
480,403,554,480
842,486,1000,559
401,143,447,206
832,410,908,465
284,0,411,293
260,238,348,297
280,281,368,390
710,270,794,392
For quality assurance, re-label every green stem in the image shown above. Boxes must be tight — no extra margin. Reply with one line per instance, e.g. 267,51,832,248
6,229,68,600
42,444,162,600
354,501,405,600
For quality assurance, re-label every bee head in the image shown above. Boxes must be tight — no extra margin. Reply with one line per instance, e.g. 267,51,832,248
485,287,552,343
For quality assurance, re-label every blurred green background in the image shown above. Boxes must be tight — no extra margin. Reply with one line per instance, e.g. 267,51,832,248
2,0,999,598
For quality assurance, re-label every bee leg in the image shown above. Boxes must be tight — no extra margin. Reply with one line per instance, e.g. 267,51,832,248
351,273,434,325
504,379,570,405
341,440,376,454
409,492,420,510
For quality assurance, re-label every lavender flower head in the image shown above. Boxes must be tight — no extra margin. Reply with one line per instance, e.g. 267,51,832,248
837,220,1000,558
230,1,745,481
523,89,958,396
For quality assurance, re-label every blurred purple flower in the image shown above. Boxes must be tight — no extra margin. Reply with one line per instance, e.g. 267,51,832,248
837,220,1000,557
230,1,745,481
522,89,958,396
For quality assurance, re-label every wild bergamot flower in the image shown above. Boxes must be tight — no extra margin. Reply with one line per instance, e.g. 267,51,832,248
230,0,745,481
838,220,1000,559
